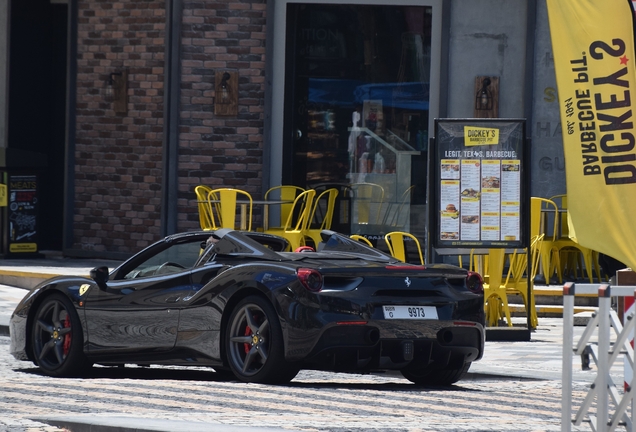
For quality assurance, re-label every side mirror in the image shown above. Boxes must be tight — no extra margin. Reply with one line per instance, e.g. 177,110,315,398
90,266,110,289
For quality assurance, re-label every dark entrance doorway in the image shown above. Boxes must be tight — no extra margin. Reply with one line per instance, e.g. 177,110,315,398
8,0,68,251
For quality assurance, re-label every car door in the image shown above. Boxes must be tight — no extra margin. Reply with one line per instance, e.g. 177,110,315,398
83,238,205,357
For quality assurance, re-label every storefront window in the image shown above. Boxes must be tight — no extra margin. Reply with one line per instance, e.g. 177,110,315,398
283,4,432,236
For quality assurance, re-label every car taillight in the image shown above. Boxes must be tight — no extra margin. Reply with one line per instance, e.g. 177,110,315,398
297,268,323,292
466,271,484,294
385,265,426,270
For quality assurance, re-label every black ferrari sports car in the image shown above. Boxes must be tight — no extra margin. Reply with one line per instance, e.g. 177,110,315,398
10,229,485,385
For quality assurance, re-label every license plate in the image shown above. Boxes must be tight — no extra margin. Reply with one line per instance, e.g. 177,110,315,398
382,305,438,320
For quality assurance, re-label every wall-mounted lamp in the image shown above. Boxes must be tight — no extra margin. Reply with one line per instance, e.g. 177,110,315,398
214,69,238,116
219,72,231,103
473,76,499,118
105,70,128,114
475,77,492,110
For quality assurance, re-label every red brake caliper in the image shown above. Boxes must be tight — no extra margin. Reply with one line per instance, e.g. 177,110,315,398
244,324,252,354
62,315,71,355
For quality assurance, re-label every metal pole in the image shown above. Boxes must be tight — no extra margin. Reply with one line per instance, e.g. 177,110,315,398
597,284,611,432
562,282,574,432
161,0,181,237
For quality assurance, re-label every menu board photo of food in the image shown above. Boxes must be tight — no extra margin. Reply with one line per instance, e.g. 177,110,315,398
432,119,528,249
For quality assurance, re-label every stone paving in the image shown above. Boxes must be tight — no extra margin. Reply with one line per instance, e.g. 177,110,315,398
0,283,629,431
0,326,615,432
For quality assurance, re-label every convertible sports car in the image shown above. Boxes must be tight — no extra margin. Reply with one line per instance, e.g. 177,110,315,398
10,229,485,385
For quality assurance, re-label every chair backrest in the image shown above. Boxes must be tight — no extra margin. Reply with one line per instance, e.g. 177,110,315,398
282,189,316,232
309,188,339,230
549,194,568,236
384,231,424,265
265,186,305,228
208,188,253,231
529,233,545,280
351,182,384,224
310,182,353,232
350,234,373,247
530,197,559,241
505,233,546,286
195,185,216,230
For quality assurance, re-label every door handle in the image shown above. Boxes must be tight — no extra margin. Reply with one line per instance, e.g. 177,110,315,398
165,295,181,303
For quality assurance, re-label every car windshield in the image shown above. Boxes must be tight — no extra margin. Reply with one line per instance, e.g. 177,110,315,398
318,231,395,261
120,236,207,279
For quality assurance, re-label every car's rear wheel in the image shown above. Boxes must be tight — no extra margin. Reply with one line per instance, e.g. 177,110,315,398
225,295,299,384
401,361,471,386
31,293,89,377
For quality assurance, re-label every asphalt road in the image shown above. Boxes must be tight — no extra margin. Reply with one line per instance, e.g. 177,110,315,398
1,332,598,432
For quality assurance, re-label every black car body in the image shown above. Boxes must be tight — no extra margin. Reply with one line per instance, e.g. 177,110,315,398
10,229,485,385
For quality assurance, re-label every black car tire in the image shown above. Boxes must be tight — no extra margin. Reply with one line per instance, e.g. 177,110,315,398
225,295,299,384
31,293,89,377
401,361,471,386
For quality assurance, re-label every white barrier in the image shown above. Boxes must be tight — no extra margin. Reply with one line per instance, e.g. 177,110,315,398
562,283,636,432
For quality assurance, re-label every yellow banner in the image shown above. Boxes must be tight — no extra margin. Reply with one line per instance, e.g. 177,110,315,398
547,0,636,269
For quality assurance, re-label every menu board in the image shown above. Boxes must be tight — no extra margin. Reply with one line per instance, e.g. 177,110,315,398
7,174,38,253
431,119,528,249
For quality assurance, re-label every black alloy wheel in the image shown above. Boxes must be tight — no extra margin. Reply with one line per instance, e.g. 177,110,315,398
225,295,299,384
31,293,89,377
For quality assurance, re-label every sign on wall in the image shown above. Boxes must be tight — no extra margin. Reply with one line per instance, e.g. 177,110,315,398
7,174,38,253
430,119,529,250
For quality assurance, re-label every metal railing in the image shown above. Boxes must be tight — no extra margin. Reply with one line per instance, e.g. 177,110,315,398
562,283,636,432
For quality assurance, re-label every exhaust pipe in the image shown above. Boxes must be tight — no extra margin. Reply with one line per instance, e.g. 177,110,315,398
365,328,380,344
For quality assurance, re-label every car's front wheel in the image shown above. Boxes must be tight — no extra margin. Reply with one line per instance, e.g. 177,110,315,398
225,295,299,384
31,293,89,377
401,361,471,386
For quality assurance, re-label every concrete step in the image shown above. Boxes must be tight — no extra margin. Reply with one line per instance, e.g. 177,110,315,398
504,285,599,319
509,303,597,316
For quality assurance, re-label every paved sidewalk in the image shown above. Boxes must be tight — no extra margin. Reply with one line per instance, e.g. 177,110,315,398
0,258,624,431
0,257,122,290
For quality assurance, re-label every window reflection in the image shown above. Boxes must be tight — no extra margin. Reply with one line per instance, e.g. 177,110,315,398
284,4,432,236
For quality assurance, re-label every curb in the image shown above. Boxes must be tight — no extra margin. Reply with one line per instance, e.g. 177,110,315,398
34,416,298,432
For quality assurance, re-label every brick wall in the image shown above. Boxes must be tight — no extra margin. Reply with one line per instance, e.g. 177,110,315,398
75,0,166,255
73,0,266,256
178,0,266,231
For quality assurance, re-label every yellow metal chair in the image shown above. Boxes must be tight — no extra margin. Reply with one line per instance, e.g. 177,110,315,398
195,185,217,230
351,182,384,225
264,185,305,230
207,188,253,231
305,188,338,248
350,235,373,247
548,194,601,283
503,234,544,329
481,248,514,327
384,231,424,265
531,197,561,284
264,189,316,251
473,235,543,328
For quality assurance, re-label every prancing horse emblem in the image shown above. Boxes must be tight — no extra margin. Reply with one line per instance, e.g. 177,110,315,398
404,277,411,287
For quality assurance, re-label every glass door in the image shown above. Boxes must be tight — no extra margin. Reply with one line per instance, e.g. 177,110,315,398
282,3,433,235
